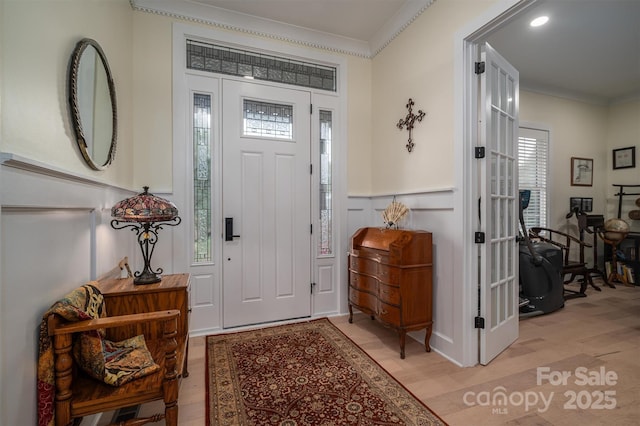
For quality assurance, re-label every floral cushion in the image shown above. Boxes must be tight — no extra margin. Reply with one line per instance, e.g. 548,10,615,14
74,333,159,386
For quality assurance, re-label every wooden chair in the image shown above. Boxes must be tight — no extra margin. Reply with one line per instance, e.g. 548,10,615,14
47,308,181,426
530,226,597,298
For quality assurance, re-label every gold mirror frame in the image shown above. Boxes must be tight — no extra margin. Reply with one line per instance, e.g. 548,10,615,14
68,38,117,170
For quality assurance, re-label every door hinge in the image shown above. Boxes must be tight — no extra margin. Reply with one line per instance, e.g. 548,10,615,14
310,104,313,114
475,61,485,74
475,232,485,243
475,316,485,329
310,164,313,174
310,224,313,234
311,282,316,294
475,146,485,158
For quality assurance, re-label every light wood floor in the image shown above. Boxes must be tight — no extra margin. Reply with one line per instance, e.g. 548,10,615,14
112,280,639,425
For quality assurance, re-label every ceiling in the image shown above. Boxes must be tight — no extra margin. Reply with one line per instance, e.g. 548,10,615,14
191,0,409,42
485,0,640,104
136,0,640,104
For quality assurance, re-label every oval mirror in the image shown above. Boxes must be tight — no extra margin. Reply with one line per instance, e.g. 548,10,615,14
68,38,117,170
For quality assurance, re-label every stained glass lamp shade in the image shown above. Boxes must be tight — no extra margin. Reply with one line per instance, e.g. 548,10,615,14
111,186,181,284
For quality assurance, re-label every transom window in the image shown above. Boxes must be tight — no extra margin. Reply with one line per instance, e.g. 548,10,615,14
186,40,337,92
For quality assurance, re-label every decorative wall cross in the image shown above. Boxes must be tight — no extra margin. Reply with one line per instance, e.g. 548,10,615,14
396,98,426,152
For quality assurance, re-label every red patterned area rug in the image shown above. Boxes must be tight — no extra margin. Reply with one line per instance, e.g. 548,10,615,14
206,318,447,425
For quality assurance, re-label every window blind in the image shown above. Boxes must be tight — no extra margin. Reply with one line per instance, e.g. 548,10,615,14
518,127,549,230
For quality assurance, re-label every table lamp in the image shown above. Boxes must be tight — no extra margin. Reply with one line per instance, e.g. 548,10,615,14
111,186,181,284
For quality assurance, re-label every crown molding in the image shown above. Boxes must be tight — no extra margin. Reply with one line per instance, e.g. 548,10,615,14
131,0,435,59
520,82,609,106
369,0,435,57
521,82,640,107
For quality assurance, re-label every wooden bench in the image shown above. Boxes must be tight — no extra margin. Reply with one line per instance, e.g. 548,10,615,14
48,309,182,426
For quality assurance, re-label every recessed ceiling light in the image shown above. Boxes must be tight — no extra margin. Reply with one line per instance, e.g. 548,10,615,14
530,16,549,27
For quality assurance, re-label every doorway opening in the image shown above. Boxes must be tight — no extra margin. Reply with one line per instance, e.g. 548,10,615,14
455,0,539,366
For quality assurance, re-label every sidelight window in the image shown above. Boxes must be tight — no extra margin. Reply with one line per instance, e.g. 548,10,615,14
193,93,212,263
319,110,333,255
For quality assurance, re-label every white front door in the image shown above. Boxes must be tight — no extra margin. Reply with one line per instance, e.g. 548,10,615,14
222,79,311,328
479,43,520,364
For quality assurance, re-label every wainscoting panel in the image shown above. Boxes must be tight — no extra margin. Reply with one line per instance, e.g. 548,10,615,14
189,271,219,335
317,264,334,293
1,208,92,426
313,262,337,316
347,190,460,363
346,196,373,238
0,155,136,426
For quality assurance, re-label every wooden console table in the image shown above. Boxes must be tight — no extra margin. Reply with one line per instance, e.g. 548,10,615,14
348,227,433,359
97,273,191,377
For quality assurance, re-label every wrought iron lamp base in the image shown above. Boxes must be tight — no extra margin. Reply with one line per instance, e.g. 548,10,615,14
134,270,162,285
111,216,181,286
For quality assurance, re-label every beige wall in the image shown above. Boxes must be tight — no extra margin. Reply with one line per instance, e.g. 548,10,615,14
1,0,134,187
519,90,609,230
606,99,640,231
519,92,640,233
346,55,373,195
370,0,498,195
132,11,174,192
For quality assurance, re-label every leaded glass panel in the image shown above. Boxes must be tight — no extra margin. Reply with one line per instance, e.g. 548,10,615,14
186,40,337,92
193,93,212,263
243,100,293,139
319,110,332,255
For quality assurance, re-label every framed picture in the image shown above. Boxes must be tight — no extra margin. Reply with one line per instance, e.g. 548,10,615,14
613,146,636,169
571,157,593,186
570,197,593,213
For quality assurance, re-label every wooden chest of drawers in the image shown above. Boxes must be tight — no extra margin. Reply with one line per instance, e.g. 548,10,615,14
348,227,433,359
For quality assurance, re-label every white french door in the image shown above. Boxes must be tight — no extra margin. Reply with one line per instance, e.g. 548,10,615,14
222,79,311,328
478,43,520,364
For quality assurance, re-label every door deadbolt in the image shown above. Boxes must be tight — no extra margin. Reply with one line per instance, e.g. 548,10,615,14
225,217,241,241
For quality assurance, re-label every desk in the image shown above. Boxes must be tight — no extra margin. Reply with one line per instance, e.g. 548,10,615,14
348,227,433,359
